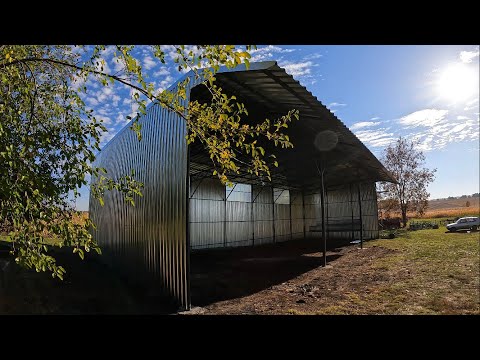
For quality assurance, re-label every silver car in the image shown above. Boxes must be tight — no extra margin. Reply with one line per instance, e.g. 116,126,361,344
446,217,479,231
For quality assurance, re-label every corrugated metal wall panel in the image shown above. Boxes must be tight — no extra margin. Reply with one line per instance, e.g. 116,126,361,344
302,183,378,241
290,190,305,240
360,183,379,239
90,100,189,310
327,186,353,240
274,204,291,242
226,201,252,247
252,185,275,245
189,178,225,249
192,181,321,248
304,193,322,238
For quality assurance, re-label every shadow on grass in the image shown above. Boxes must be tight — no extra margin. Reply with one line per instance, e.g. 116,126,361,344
0,243,178,315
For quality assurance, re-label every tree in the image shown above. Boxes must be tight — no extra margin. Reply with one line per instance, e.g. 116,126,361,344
378,137,436,227
0,45,298,278
466,201,471,207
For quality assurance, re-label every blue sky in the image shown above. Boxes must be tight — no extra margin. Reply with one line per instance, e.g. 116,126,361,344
74,45,480,211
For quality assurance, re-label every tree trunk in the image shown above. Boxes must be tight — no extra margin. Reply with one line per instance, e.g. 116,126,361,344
401,207,407,228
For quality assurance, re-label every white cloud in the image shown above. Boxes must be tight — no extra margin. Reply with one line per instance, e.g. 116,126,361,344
249,45,296,62
97,108,110,116
96,115,112,125
460,48,479,63
158,75,174,90
112,94,121,107
463,97,479,112
100,46,115,57
94,86,114,103
116,113,130,125
350,121,381,130
370,116,380,121
250,45,295,55
328,102,347,107
466,98,479,105
113,58,125,73
405,115,479,152
282,61,314,77
355,128,396,148
153,67,170,77
99,129,116,146
143,55,156,70
304,53,322,60
450,123,468,133
399,109,449,128
86,96,99,106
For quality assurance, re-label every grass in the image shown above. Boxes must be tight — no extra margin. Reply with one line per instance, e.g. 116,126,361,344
360,224,479,314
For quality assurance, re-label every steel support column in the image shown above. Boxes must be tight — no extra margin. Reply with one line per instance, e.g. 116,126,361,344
357,183,364,249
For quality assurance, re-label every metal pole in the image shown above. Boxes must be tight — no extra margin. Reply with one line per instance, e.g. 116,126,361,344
272,186,276,244
302,189,306,240
185,145,191,310
224,188,227,247
251,188,255,246
350,183,354,242
289,191,293,241
320,168,327,266
357,183,363,249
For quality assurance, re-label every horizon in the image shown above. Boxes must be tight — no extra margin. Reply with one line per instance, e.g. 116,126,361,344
74,45,480,211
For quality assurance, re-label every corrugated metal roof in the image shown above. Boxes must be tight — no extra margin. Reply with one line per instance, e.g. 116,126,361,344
189,61,397,190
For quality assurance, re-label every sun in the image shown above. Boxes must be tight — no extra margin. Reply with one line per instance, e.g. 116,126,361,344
437,63,478,103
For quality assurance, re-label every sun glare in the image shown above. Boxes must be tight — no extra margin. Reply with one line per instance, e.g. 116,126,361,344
437,63,478,103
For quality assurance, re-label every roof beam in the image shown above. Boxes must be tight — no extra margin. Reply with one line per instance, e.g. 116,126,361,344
220,72,282,111
263,70,313,108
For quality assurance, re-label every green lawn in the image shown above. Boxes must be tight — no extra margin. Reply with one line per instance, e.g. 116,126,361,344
360,224,479,314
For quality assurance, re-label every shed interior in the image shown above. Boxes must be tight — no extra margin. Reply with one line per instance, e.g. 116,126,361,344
187,64,392,252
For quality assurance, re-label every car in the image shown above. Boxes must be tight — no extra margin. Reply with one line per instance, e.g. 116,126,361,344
446,217,480,232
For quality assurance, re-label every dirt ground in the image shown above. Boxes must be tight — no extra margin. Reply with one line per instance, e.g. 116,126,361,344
190,238,401,314
1,228,478,315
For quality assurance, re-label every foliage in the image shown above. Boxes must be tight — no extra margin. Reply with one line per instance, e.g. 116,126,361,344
378,137,436,227
0,45,298,278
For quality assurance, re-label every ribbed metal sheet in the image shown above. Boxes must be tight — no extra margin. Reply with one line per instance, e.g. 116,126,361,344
325,182,378,240
252,185,275,245
304,193,322,237
291,190,305,240
90,94,190,310
188,177,378,249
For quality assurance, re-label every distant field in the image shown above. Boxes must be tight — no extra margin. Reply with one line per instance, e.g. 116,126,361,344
428,197,479,210
381,197,479,220
418,197,479,219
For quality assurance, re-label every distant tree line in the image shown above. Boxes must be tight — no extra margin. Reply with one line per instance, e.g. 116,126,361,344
437,193,479,201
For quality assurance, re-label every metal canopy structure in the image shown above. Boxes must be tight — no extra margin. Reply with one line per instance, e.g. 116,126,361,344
189,61,396,192
90,61,396,311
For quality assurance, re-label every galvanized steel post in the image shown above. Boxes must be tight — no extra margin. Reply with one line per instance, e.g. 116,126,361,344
320,168,327,266
272,186,276,244
302,189,306,239
357,182,364,249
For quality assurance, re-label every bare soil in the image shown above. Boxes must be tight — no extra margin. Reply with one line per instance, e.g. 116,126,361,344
190,238,401,314
1,227,477,315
